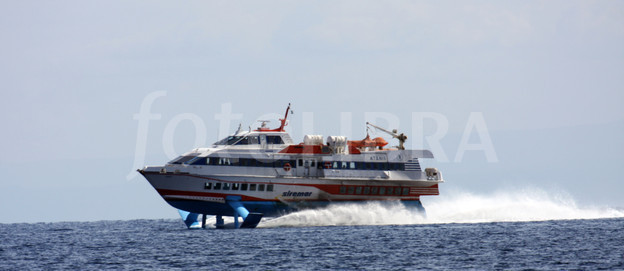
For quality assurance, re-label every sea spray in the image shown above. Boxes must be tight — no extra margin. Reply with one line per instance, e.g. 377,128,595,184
259,188,624,228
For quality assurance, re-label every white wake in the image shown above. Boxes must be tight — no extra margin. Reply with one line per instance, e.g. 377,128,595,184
259,188,624,228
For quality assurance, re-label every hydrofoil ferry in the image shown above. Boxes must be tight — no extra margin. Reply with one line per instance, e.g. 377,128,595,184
139,104,443,229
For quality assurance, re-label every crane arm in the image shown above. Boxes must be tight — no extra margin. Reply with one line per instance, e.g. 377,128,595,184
365,122,407,150
366,122,397,138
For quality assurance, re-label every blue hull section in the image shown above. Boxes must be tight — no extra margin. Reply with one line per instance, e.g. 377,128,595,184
166,199,425,218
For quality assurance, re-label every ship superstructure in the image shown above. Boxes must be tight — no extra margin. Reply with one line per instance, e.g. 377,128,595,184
139,104,443,228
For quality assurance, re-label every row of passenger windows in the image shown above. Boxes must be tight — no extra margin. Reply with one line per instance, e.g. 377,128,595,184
204,182,274,192
172,156,411,171
184,157,295,167
213,135,284,146
322,161,407,171
340,186,410,196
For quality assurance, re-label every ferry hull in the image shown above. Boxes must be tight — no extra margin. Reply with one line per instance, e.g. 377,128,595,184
141,170,433,218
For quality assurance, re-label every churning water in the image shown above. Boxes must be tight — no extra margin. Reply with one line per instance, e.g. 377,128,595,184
260,188,624,227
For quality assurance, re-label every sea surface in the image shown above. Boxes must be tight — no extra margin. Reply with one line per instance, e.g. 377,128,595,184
2,190,624,270
1,218,623,270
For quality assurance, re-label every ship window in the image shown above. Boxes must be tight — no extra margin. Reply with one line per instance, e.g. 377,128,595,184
214,136,252,146
371,187,378,195
237,136,260,145
298,159,303,167
266,135,284,144
386,187,393,195
355,187,362,195
207,157,217,165
249,184,257,191
310,160,316,167
234,137,251,145
402,188,410,195
232,183,240,190
340,186,346,194
206,158,211,165
267,184,274,192
394,187,401,195
169,155,197,164
347,187,355,194
258,184,265,191
341,162,347,169
363,187,370,195
379,187,386,195
184,156,201,165
333,162,338,169
204,182,212,190
214,183,222,190
223,183,230,190
241,183,248,191
350,162,356,169
366,163,372,170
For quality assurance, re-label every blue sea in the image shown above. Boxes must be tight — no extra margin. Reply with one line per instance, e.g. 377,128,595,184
1,218,623,270
2,191,624,270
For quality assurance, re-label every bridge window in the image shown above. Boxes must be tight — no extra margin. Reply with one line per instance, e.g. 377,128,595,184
233,136,260,145
355,187,362,195
267,184,274,192
184,156,201,165
386,187,393,195
241,183,248,191
258,184,265,191
402,188,410,195
223,183,230,190
363,187,370,195
249,184,257,191
169,155,197,165
340,186,346,194
232,183,240,190
204,182,212,190
266,135,284,144
214,183,222,190
379,187,386,195
214,136,260,145
371,187,378,195
394,187,401,195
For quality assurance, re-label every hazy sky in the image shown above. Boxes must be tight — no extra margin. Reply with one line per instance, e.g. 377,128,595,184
1,1,622,223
